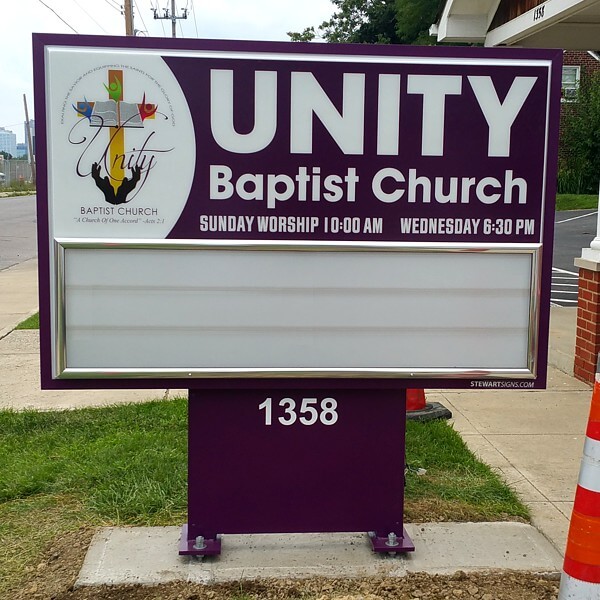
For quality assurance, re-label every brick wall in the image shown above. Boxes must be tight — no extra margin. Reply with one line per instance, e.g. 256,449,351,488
563,50,600,75
575,268,600,383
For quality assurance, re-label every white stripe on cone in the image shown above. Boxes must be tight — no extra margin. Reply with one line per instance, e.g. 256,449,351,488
583,436,600,461
578,444,600,494
559,572,600,599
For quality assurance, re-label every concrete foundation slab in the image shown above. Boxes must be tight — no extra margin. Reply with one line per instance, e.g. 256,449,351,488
76,523,562,588
403,522,561,574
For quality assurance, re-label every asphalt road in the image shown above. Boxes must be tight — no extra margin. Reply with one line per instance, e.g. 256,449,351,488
553,209,597,272
0,194,37,271
552,209,597,306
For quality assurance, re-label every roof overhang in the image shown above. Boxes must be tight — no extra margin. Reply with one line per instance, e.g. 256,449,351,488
433,0,600,49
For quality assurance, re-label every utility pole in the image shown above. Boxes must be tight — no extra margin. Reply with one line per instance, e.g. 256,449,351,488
171,0,176,38
153,0,187,38
124,0,134,36
23,94,36,185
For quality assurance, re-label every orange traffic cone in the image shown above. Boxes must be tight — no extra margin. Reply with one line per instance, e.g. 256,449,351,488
558,360,600,599
405,389,452,422
406,389,427,411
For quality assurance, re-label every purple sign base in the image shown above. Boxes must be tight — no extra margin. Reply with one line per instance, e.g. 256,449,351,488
181,388,413,557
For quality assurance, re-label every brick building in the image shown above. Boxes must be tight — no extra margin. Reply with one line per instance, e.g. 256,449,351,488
563,50,600,99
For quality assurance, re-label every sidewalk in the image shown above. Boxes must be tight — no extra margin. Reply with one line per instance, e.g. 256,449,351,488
0,258,38,339
0,258,591,566
0,258,183,410
429,365,589,557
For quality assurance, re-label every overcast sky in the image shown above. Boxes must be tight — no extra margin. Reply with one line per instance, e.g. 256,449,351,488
0,0,334,143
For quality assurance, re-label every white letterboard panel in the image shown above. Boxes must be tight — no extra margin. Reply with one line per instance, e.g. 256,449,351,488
56,243,537,378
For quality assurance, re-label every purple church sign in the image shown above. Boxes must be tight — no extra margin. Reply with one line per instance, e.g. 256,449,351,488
34,34,561,557
33,35,561,391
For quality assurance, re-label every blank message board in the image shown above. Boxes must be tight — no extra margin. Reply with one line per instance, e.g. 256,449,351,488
54,241,539,379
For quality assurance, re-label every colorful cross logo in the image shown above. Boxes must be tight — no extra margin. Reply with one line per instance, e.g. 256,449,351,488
74,69,158,203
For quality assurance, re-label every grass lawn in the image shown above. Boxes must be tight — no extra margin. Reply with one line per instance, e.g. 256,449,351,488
0,400,528,596
0,183,36,196
555,193,598,211
14,312,39,330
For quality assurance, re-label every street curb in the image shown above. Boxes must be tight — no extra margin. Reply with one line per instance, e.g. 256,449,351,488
0,307,39,341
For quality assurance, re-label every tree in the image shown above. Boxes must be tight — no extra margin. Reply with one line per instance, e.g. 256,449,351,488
559,71,600,194
0,151,13,160
288,0,439,45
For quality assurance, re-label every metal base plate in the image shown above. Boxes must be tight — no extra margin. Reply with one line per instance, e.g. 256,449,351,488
369,528,415,553
179,524,222,556
179,526,415,556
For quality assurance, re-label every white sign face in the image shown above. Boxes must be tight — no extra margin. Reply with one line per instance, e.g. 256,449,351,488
45,48,196,239
34,34,561,389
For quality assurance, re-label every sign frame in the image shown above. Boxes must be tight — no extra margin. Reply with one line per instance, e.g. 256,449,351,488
33,34,562,390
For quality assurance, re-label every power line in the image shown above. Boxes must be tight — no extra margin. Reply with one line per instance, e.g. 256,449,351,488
133,0,149,34
190,0,198,37
70,0,109,33
149,0,166,36
153,0,188,38
102,0,122,11
36,0,78,33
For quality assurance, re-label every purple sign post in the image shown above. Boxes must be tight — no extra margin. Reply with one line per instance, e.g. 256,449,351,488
182,388,413,555
33,35,561,557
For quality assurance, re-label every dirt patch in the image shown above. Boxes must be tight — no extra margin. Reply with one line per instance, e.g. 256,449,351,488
8,527,94,600
403,499,529,524
4,530,561,600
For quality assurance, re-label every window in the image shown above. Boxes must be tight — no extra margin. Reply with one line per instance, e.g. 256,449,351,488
562,66,580,102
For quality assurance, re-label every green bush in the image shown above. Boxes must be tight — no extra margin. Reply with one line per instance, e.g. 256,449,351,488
559,72,600,195
557,169,588,195
5,180,36,192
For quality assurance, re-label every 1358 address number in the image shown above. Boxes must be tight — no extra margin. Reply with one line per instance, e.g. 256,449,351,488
258,397,339,426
